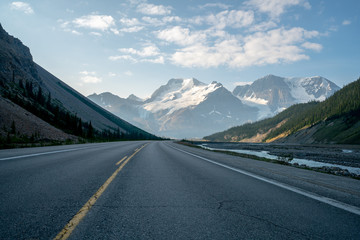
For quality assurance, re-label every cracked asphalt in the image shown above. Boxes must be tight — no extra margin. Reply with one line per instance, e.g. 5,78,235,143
0,141,359,239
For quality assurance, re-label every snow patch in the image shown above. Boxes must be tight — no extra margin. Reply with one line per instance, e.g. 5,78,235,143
240,92,268,105
144,78,221,115
285,76,333,103
238,97,272,120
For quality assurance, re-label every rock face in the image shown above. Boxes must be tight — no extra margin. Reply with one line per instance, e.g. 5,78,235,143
233,74,340,118
0,23,41,89
0,24,157,142
0,96,76,141
89,78,258,139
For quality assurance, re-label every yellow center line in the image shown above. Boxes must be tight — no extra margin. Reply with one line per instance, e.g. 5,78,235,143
54,143,149,240
116,156,127,166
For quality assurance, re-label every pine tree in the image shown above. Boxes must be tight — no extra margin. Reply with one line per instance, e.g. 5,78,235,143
77,119,83,137
18,79,24,90
10,120,16,134
37,86,44,105
87,121,93,139
46,92,52,109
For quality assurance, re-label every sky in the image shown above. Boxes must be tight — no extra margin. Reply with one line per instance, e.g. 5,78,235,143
1,0,359,98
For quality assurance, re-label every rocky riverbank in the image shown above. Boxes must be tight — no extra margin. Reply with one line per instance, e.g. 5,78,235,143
186,141,360,179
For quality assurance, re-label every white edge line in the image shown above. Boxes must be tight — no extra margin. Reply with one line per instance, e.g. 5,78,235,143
168,143,360,216
0,147,90,161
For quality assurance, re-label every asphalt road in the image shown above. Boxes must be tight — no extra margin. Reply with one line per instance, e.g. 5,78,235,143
0,141,359,239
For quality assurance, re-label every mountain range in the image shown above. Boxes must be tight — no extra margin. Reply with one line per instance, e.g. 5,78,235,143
0,23,158,145
205,77,360,144
233,74,340,119
88,75,340,139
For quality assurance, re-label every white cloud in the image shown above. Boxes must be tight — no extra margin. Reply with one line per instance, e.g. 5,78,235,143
301,42,322,52
249,21,277,32
73,15,115,31
79,71,102,83
105,0,322,70
120,17,141,26
118,45,160,57
124,71,133,76
234,81,253,86
58,19,70,28
329,25,338,32
109,55,137,62
238,28,312,67
111,45,164,64
142,16,164,26
142,56,165,64
171,43,228,68
80,71,96,75
342,20,351,26
90,32,102,36
162,16,182,23
137,3,172,15
157,26,207,46
190,10,254,29
199,3,231,10
120,26,144,33
170,27,319,68
71,30,82,35
10,1,34,14
141,16,182,27
81,76,102,83
205,10,255,29
245,0,311,18
110,28,121,35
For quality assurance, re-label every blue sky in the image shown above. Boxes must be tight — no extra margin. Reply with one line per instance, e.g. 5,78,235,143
1,0,359,98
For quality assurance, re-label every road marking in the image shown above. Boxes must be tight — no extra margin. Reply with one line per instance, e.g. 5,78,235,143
0,147,90,161
54,143,149,240
116,156,128,165
168,144,360,216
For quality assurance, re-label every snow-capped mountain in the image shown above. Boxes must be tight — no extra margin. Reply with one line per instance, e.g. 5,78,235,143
89,78,258,139
233,75,340,119
88,75,340,139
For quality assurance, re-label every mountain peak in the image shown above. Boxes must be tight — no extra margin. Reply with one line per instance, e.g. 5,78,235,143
167,78,205,87
233,74,340,114
265,74,279,78
211,81,223,88
127,94,143,102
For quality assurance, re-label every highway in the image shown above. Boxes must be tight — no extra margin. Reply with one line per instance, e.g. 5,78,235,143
0,141,359,239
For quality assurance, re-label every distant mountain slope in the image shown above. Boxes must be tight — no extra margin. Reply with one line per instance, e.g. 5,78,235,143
0,95,76,142
233,75,340,119
36,65,153,137
89,78,258,139
0,23,158,144
205,78,360,144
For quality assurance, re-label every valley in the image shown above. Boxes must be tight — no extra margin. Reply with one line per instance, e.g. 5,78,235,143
1,1,359,240
88,75,340,139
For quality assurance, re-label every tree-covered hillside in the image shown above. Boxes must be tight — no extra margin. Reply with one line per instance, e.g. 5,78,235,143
0,23,160,147
205,77,360,144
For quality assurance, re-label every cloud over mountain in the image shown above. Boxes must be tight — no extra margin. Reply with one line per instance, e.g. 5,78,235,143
57,0,322,70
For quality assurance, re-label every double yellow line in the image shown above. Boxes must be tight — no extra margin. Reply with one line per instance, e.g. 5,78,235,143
54,143,149,240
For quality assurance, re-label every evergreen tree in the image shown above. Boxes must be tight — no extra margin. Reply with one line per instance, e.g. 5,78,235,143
77,119,83,137
10,120,16,134
18,79,24,90
87,121,93,139
46,92,52,109
37,86,45,105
